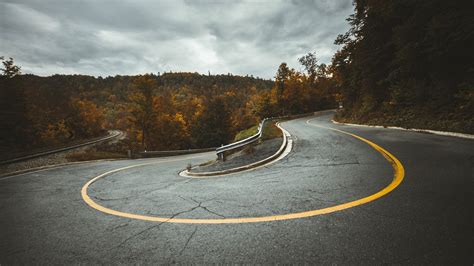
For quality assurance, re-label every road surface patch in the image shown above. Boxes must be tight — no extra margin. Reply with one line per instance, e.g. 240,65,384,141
81,120,405,224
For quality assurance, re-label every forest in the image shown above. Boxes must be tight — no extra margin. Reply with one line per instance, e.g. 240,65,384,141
0,57,336,155
332,0,473,132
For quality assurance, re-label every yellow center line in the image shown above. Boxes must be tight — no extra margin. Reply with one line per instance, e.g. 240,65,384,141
81,119,405,224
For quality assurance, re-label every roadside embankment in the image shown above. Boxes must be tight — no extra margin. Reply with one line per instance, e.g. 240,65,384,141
191,138,282,173
0,131,126,177
185,120,287,176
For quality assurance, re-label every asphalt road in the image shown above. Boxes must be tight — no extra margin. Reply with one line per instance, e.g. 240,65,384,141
1,114,472,264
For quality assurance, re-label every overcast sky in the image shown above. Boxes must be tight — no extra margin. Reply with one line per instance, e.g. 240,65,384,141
0,0,353,79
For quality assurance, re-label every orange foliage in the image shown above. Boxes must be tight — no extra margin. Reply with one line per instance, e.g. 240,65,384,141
40,119,71,144
71,98,105,136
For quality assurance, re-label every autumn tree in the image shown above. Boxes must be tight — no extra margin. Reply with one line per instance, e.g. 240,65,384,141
191,95,232,148
144,91,192,150
274,63,291,115
247,90,275,119
148,112,191,150
128,74,158,149
316,63,328,79
0,62,27,151
298,52,318,83
0,56,21,78
70,98,105,137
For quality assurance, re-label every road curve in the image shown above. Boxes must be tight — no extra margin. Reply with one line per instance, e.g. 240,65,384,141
0,130,124,166
0,114,472,264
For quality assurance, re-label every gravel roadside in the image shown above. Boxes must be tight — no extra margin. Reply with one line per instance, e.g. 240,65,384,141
0,145,95,176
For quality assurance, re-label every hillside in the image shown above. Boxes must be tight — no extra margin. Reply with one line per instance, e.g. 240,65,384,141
0,73,273,155
332,0,474,133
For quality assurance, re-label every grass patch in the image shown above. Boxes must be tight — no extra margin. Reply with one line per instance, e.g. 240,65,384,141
234,125,259,142
198,160,215,167
261,121,282,140
66,151,126,161
234,121,282,143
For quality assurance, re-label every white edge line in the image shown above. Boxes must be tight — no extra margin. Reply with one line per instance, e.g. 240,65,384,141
331,120,474,140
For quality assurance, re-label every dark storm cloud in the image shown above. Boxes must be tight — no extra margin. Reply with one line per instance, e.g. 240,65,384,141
0,0,353,78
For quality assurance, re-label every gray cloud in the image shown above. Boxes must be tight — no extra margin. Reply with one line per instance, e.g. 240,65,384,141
0,0,353,78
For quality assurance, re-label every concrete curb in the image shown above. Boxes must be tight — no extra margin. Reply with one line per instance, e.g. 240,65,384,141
181,122,292,177
139,147,216,158
332,120,474,140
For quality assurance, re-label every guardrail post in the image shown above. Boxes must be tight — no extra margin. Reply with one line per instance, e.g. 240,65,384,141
127,150,132,159
217,152,226,161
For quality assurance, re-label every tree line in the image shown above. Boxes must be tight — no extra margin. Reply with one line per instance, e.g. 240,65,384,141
0,59,335,154
332,0,473,132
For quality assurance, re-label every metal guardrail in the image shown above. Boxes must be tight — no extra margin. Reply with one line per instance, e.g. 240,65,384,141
0,130,122,165
139,118,270,160
187,122,291,176
216,118,269,161
215,110,336,161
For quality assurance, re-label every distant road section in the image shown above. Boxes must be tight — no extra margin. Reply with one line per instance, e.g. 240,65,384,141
0,130,123,165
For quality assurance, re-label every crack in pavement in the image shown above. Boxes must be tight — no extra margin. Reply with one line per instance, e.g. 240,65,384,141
109,204,202,251
178,226,198,256
178,196,226,218
93,195,134,201
108,222,130,231
108,196,225,252
3,248,28,258
110,223,163,252
200,205,226,218
93,179,195,205
139,179,193,196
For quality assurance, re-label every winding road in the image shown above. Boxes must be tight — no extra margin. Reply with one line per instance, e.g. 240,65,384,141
1,113,472,264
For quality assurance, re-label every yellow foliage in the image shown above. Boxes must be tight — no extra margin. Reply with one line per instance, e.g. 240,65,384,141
40,119,70,144
72,98,105,136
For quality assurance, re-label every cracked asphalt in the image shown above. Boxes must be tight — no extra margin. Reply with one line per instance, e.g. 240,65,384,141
1,114,472,264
